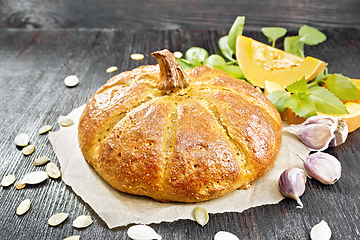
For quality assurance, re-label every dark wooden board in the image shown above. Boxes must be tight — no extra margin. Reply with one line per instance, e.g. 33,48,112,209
0,0,360,30
0,27,360,239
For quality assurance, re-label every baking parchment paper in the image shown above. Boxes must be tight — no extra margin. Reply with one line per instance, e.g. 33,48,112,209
49,104,309,228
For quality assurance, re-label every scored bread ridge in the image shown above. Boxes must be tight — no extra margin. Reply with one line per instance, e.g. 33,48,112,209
78,65,282,203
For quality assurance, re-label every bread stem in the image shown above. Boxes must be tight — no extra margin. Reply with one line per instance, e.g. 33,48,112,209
151,49,189,93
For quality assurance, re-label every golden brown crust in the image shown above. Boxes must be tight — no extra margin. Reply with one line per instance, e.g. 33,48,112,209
78,63,282,203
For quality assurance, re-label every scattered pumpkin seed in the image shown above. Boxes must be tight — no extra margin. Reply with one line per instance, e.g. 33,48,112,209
64,75,79,87
72,215,93,228
14,133,30,147
15,179,26,190
22,145,35,155
130,53,144,60
16,199,31,215
173,51,183,58
194,206,209,227
127,225,162,240
214,231,240,240
63,236,80,240
22,171,48,184
33,155,50,166
106,66,118,73
1,174,16,187
310,220,332,240
48,212,69,226
38,125,52,135
58,116,74,127
46,162,61,179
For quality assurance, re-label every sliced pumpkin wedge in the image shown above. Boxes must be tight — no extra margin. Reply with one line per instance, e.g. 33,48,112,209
236,35,327,88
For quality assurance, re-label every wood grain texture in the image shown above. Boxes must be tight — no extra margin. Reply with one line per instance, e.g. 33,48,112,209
0,0,359,30
0,27,359,239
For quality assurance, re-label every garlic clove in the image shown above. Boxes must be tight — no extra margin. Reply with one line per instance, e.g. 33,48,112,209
283,116,339,151
310,220,331,240
296,124,334,151
278,168,307,208
304,152,341,185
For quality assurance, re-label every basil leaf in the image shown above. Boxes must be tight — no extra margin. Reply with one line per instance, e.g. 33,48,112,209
203,54,226,67
214,64,244,79
284,94,317,118
284,35,305,57
267,90,291,113
324,74,360,101
261,27,287,47
185,47,209,66
308,86,349,114
298,25,327,46
286,77,308,94
177,58,195,71
227,16,245,53
218,36,236,62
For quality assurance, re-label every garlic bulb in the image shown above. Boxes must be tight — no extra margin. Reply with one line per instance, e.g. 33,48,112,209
278,168,307,208
283,116,347,151
304,152,341,185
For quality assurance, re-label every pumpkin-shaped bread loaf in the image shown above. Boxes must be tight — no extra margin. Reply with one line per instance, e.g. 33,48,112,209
78,49,282,203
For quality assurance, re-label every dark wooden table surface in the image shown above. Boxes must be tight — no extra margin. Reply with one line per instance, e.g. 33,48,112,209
0,0,360,239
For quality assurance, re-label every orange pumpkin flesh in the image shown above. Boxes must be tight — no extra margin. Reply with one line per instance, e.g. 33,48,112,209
236,35,327,88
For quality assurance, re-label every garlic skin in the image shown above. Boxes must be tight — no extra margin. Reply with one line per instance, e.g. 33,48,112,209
304,152,341,185
310,220,331,240
283,116,347,151
278,168,307,208
329,118,348,147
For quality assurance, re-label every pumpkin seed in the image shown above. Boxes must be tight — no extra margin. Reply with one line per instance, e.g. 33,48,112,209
58,116,74,127
173,51,183,58
48,212,69,226
46,162,61,179
22,171,48,184
72,215,93,228
214,231,240,240
22,145,35,155
1,174,16,187
106,66,118,73
63,236,80,240
131,53,144,60
33,155,50,166
194,206,209,227
38,125,52,135
64,75,79,87
16,199,31,215
15,179,26,190
127,225,162,240
14,133,30,147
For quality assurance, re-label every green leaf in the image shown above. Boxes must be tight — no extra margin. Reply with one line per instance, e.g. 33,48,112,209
324,74,360,101
284,94,317,118
185,47,209,66
298,25,326,46
214,64,244,79
286,77,308,94
203,54,226,68
261,27,287,47
218,36,236,62
177,58,195,71
308,86,349,115
284,35,305,57
227,16,245,53
267,90,291,113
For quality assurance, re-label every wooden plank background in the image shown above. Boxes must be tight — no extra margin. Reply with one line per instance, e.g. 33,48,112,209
0,0,360,239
